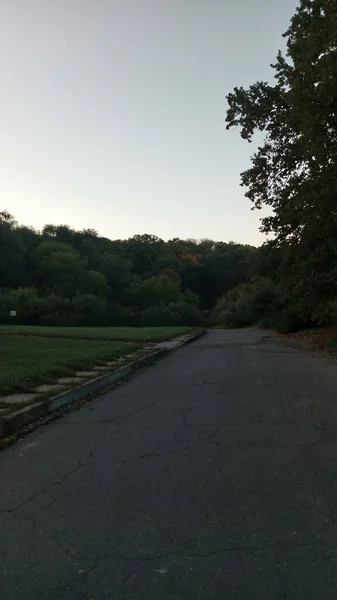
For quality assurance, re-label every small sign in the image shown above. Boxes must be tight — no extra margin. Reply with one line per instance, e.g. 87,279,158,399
9,311,16,317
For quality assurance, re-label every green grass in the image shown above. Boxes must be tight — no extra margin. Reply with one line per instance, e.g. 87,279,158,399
0,325,193,342
0,336,139,396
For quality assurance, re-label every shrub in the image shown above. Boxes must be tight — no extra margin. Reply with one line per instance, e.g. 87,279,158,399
275,307,299,334
0,289,110,326
40,295,73,325
0,288,46,325
71,294,110,326
139,301,203,326
212,278,281,329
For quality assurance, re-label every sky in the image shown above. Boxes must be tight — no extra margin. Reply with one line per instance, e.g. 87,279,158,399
0,0,298,245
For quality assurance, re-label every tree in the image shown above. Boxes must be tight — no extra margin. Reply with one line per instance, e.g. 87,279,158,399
33,241,85,297
99,254,132,303
226,0,337,239
0,213,256,326
199,244,253,309
0,211,26,288
130,276,181,311
253,241,282,281
226,0,337,320
125,234,164,275
158,268,182,286
71,294,109,326
77,270,109,299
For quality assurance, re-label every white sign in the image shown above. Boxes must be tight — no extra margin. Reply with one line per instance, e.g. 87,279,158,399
9,311,16,317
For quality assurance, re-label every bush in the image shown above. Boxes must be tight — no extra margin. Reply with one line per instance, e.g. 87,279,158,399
212,278,280,328
139,301,203,326
275,306,302,334
168,301,203,326
39,294,73,326
264,283,314,333
0,288,47,325
71,294,110,326
108,303,133,326
212,276,315,333
0,287,203,327
0,289,18,324
0,289,110,326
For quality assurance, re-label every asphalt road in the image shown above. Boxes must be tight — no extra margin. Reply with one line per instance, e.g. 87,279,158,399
2,329,337,599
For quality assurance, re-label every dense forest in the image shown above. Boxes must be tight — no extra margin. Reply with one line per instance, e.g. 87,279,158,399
0,210,255,326
215,0,337,333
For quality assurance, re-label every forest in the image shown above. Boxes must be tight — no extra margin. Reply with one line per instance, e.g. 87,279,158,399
0,210,255,327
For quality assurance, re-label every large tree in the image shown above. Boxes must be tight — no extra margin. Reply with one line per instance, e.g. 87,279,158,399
226,0,337,320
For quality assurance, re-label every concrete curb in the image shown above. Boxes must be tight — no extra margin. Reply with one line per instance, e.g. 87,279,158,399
1,329,206,438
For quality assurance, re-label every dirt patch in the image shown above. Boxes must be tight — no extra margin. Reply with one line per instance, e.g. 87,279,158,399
279,328,337,358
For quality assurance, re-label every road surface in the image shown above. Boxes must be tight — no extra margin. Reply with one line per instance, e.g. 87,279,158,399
2,328,337,599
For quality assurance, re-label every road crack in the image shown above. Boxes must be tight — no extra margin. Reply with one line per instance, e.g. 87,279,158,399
133,539,323,562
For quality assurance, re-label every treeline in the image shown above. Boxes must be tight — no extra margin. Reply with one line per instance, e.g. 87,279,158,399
216,0,337,333
0,211,254,326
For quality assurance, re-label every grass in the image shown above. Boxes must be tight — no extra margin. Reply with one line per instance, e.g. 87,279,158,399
0,336,139,396
0,325,193,342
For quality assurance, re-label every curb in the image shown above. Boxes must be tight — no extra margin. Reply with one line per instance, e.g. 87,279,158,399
1,329,206,439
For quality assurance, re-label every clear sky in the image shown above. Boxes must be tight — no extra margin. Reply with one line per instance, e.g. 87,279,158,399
0,0,298,245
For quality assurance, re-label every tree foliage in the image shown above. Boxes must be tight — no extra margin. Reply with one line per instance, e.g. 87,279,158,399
226,0,337,323
0,213,255,326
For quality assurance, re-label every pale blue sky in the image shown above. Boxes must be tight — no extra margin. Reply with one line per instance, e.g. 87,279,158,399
0,0,298,244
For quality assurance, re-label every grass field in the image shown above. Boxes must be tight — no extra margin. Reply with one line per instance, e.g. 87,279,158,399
0,335,139,396
0,325,192,342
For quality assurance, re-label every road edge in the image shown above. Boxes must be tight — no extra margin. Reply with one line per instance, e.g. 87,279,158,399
1,329,206,440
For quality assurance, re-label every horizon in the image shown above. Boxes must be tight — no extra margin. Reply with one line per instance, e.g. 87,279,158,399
4,209,258,247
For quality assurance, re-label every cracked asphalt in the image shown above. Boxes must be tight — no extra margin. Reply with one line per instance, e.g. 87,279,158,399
2,328,337,598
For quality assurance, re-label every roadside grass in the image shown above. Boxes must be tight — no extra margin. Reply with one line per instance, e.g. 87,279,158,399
0,336,139,396
0,325,193,342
